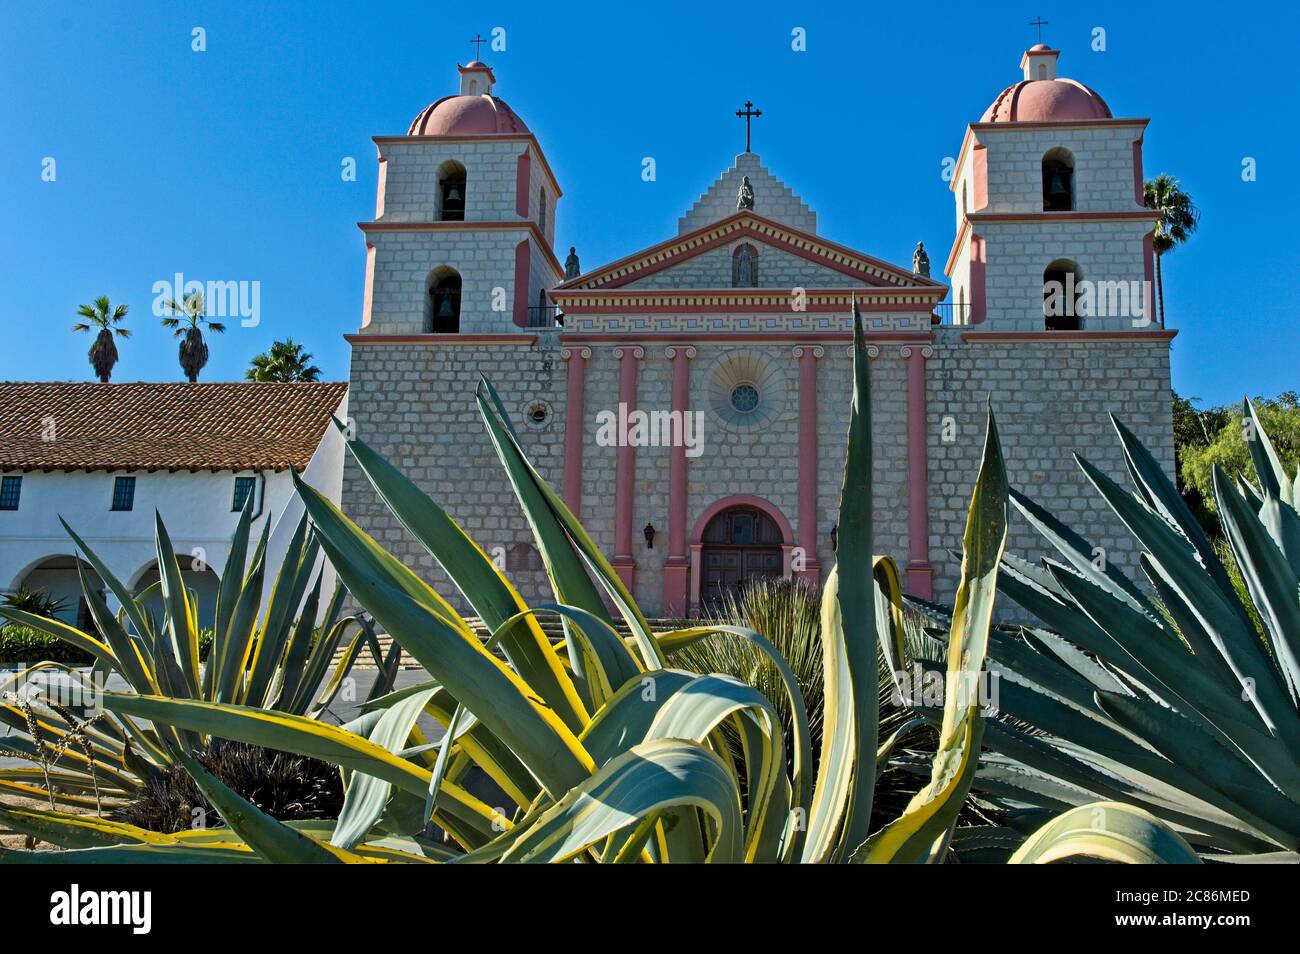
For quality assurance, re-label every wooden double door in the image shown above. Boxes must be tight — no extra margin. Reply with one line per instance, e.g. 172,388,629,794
699,506,784,612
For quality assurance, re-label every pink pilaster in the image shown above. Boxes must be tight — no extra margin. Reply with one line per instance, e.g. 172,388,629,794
512,240,531,328
968,235,987,325
612,347,643,590
561,347,591,514
515,149,532,218
794,345,824,588
903,345,934,599
663,346,696,615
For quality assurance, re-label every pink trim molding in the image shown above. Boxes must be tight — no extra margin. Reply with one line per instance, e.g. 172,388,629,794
662,346,696,615
1143,231,1156,323
612,347,644,590
1131,133,1146,207
971,143,989,211
512,240,531,328
560,331,933,345
961,329,1177,343
969,235,987,325
556,211,943,292
902,346,934,599
561,347,591,514
360,244,377,329
794,345,823,588
515,149,532,218
346,334,538,345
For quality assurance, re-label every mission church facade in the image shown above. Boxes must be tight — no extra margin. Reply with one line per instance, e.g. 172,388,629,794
342,44,1175,617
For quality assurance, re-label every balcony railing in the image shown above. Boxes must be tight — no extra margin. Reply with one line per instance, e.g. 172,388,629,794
931,302,972,326
526,305,565,329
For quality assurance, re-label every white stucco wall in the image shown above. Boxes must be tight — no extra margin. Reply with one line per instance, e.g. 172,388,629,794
0,393,347,630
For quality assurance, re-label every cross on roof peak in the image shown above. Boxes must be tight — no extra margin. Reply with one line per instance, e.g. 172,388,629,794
470,34,487,59
1029,16,1049,43
735,101,762,153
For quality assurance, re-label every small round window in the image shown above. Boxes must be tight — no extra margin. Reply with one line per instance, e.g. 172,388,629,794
729,383,760,414
522,399,552,430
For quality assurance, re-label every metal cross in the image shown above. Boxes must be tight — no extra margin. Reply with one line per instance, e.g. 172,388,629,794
470,34,487,59
735,101,762,153
1029,17,1049,42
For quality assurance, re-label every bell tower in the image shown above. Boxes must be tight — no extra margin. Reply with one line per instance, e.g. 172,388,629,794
355,59,563,336
945,47,1156,331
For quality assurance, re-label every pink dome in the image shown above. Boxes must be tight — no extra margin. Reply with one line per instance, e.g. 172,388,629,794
981,78,1112,123
408,95,530,136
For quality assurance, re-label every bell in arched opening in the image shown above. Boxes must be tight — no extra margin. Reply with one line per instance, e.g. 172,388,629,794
429,275,462,333
1041,153,1074,212
440,171,466,221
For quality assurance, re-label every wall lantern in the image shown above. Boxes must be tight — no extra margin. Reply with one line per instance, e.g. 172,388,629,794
643,523,657,549
830,523,838,553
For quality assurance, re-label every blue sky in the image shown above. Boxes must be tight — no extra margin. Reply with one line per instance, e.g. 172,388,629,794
1,1,1294,407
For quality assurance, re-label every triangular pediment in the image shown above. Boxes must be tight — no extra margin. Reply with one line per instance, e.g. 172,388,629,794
555,212,943,293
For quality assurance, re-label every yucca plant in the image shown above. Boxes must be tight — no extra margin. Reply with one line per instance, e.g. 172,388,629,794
0,499,386,823
912,399,1300,861
667,577,989,832
0,307,1199,864
669,577,827,758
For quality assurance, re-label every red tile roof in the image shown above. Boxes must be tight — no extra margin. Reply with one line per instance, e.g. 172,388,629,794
0,382,347,473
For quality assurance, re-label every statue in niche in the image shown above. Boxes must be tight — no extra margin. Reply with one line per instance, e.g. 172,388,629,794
732,244,758,287
736,175,755,211
912,241,931,278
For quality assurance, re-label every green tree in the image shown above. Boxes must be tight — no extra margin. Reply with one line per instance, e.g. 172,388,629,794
1180,391,1300,515
160,292,225,382
72,296,130,382
245,338,321,382
1143,174,1199,328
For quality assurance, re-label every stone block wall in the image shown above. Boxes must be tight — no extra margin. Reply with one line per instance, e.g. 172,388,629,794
978,123,1147,214
377,139,526,223
364,228,532,335
343,339,568,611
924,331,1174,607
980,217,1152,331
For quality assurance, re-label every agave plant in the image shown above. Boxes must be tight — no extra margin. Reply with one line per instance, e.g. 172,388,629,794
0,308,1198,864
0,500,386,824
912,399,1300,861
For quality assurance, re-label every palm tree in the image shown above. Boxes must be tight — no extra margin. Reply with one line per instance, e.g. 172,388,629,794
160,291,225,382
245,339,322,382
1143,174,1200,328
72,296,130,382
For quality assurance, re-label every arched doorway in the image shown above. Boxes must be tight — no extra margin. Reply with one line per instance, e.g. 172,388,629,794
10,555,103,630
697,505,785,612
131,562,222,632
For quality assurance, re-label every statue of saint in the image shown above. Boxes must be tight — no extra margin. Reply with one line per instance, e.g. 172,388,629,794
564,246,581,280
736,175,755,211
912,241,930,278
732,244,758,287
